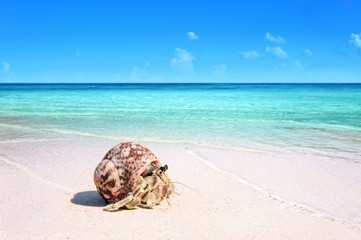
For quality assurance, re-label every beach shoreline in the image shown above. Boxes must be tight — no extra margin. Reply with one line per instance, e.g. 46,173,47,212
1,128,360,239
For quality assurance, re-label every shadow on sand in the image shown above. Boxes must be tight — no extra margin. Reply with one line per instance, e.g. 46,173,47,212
71,191,106,207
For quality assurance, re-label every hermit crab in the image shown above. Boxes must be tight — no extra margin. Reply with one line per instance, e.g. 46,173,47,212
94,142,175,211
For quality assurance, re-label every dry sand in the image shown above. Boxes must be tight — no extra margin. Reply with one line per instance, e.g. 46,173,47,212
0,134,360,239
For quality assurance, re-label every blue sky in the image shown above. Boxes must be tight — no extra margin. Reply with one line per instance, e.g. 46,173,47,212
1,0,361,83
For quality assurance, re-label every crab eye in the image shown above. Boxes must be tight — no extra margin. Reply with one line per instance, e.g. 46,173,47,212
160,165,168,172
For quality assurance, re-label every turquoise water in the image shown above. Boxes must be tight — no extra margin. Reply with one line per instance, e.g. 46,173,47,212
1,84,361,161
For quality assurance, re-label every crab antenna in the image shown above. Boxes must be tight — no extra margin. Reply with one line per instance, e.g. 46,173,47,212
171,181,203,197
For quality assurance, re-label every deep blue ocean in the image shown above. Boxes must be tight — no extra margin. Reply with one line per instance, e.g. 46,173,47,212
1,83,360,161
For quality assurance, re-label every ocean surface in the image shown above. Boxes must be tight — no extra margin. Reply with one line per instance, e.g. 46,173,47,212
1,83,361,162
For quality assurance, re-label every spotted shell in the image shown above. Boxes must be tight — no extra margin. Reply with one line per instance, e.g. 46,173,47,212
94,142,161,203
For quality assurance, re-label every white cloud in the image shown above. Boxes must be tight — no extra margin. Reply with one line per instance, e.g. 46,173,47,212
2,62,10,72
281,60,306,69
170,48,194,70
349,33,361,49
238,50,260,59
265,32,286,43
187,32,199,40
212,64,228,74
266,46,288,58
75,51,82,57
304,49,313,57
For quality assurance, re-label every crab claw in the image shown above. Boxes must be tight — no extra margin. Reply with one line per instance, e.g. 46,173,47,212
103,193,133,212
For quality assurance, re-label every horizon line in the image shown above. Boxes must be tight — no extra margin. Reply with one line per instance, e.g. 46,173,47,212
1,82,361,85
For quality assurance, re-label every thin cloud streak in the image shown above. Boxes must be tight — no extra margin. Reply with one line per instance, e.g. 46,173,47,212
239,51,260,59
266,46,288,58
265,32,286,43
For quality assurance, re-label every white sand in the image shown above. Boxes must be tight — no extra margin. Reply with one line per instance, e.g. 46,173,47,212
0,134,360,239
